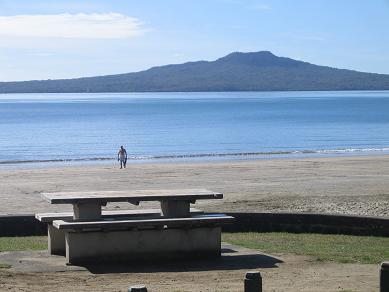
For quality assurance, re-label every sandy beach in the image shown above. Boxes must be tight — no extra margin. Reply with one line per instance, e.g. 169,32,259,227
1,153,388,292
1,154,389,217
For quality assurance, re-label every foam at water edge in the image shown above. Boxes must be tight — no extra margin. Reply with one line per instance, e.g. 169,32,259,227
1,147,389,165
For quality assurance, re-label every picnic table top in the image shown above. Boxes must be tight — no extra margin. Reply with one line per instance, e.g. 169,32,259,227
41,189,223,204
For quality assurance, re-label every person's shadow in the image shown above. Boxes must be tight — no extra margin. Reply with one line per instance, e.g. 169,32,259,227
81,244,283,274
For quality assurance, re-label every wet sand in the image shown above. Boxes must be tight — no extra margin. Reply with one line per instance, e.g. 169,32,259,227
1,155,389,216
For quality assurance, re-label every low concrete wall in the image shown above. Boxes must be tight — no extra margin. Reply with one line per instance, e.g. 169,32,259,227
0,215,46,237
224,212,389,236
1,212,389,237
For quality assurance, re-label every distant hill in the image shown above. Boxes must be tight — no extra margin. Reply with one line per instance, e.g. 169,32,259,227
1,51,389,93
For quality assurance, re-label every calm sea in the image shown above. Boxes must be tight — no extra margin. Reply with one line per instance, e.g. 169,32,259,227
1,91,389,167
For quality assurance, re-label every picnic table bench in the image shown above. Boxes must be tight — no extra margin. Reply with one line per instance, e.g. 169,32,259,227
36,207,204,255
36,189,234,264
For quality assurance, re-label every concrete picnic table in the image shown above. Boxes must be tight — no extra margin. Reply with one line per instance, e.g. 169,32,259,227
38,189,232,264
41,189,223,220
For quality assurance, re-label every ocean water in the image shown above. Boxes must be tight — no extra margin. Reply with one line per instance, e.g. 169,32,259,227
1,91,389,167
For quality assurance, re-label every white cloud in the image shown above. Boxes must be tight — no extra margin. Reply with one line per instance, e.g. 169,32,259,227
0,13,145,39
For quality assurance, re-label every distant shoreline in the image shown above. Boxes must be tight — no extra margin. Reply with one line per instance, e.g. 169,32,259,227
2,89,389,95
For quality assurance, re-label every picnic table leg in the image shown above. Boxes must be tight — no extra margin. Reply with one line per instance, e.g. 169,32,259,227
48,224,65,255
73,202,102,220
160,201,190,217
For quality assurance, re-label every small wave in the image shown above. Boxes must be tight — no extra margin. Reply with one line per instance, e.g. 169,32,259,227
0,157,114,165
146,147,389,159
1,147,389,165
150,151,313,159
316,147,389,153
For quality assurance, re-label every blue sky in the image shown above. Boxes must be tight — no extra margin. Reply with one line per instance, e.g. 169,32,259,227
0,0,389,81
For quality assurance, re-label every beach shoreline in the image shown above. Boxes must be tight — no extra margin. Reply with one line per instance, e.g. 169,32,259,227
2,150,389,171
1,154,389,217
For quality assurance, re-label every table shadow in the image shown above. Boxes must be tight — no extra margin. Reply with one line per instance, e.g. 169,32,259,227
79,250,283,274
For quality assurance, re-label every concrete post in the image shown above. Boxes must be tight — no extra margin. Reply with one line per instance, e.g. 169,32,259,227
72,202,101,220
128,285,147,292
47,224,65,255
244,271,262,292
381,262,389,292
160,200,190,217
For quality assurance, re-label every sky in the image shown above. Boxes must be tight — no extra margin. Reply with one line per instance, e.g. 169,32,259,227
0,0,389,81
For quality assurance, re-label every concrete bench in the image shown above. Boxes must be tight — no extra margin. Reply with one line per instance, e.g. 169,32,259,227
36,208,204,255
53,214,233,231
35,208,204,222
54,214,234,264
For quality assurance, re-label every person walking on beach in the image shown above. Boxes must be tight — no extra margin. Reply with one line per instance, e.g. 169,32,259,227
117,146,127,169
